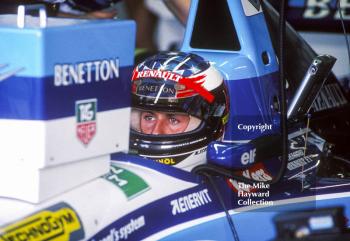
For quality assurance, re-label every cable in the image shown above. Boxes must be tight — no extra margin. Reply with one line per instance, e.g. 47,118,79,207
302,114,311,191
193,163,259,184
203,173,240,241
333,155,350,165
337,0,350,73
276,0,289,185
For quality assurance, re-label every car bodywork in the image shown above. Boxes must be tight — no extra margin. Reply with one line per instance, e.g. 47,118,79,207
1,0,350,240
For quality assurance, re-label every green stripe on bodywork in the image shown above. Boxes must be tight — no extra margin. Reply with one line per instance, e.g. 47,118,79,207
103,164,150,200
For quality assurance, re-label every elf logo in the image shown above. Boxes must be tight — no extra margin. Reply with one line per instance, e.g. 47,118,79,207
0,64,24,82
241,148,256,165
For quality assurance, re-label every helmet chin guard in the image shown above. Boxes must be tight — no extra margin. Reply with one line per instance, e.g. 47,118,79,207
129,52,229,171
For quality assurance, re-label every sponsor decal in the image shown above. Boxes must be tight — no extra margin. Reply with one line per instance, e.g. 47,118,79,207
0,64,24,82
194,147,207,155
170,189,212,215
312,83,348,112
88,186,218,241
132,70,182,82
241,163,273,182
288,149,305,161
301,0,350,20
241,148,256,165
54,58,119,87
147,152,192,166
103,164,150,200
135,81,177,98
0,202,84,241
132,69,214,103
284,128,321,184
76,99,97,145
91,216,145,241
155,158,176,165
275,0,350,32
226,163,273,187
287,155,316,171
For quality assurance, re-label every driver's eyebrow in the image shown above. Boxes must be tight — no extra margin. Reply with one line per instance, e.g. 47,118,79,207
166,113,180,119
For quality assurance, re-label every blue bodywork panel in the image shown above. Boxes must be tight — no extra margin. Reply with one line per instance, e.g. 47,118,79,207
181,0,280,142
180,0,281,171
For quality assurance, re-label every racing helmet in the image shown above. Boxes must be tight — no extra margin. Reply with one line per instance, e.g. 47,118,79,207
129,52,229,171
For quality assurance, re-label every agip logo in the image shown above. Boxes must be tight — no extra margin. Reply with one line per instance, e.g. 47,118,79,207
76,99,97,145
0,202,84,241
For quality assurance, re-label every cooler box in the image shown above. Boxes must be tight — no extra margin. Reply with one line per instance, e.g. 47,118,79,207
0,14,136,168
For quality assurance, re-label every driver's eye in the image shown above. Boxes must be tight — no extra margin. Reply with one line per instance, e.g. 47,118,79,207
169,116,180,125
143,113,155,121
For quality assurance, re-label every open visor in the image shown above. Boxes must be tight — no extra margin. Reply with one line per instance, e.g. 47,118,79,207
131,108,202,135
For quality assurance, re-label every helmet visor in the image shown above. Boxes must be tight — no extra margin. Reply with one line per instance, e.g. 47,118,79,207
131,108,202,136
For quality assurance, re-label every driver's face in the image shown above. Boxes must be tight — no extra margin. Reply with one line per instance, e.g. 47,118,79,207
140,111,190,135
